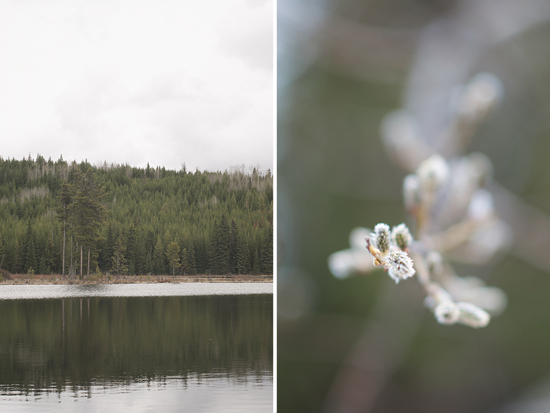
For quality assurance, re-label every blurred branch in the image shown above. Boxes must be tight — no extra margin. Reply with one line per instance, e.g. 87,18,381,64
324,282,423,413
491,182,550,273
313,17,418,82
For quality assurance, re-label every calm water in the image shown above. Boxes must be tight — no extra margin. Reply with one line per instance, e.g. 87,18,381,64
0,283,273,412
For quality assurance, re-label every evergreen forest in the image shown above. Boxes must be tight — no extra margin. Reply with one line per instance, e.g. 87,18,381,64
0,155,273,278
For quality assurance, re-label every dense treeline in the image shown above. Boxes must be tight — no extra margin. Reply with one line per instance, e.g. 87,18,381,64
0,155,273,277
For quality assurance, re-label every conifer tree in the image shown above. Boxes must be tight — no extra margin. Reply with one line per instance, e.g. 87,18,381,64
103,224,114,272
38,253,47,275
229,219,238,274
44,238,56,273
25,237,37,274
180,247,188,275
56,181,73,278
236,232,251,275
0,234,5,269
212,215,230,274
126,225,137,275
252,247,260,275
152,236,165,275
187,242,197,275
12,240,22,274
261,225,273,275
70,168,107,278
111,232,128,276
22,221,34,271
166,241,181,277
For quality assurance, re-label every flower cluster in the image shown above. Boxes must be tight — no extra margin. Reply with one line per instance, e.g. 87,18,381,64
366,223,415,283
329,73,509,329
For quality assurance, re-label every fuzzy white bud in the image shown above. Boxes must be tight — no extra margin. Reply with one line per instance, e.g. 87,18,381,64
434,301,460,325
349,227,372,251
426,251,444,278
456,73,503,123
391,223,412,251
381,110,433,171
403,174,421,213
385,250,415,283
373,223,391,255
424,282,453,310
328,249,374,279
456,302,491,328
467,189,494,221
416,154,449,193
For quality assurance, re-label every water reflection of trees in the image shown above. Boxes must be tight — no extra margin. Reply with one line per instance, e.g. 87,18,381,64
0,295,273,395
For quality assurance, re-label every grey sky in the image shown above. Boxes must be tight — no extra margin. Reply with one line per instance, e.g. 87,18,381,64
0,0,273,172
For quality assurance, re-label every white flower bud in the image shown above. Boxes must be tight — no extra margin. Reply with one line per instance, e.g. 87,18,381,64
391,223,412,251
456,73,503,123
467,152,493,187
381,110,433,171
385,250,415,283
434,301,460,325
328,249,374,279
424,282,453,310
416,154,449,193
426,251,443,278
467,189,494,221
373,223,391,255
403,174,421,213
349,227,372,251
456,302,490,328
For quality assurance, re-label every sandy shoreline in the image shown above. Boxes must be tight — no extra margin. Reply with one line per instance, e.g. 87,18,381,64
0,274,273,285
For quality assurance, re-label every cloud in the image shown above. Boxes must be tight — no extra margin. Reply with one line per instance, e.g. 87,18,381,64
0,0,273,172
217,0,273,71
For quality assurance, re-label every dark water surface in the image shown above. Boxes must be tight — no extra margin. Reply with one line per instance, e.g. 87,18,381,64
0,283,273,412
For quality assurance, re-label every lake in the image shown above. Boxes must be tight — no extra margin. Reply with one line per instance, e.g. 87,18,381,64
0,283,273,412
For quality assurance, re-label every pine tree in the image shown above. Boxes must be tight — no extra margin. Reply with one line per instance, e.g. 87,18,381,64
0,234,5,269
44,238,56,274
187,241,197,275
152,235,165,275
38,253,47,275
261,225,273,275
126,225,137,275
212,215,230,274
12,240,22,274
21,221,34,272
166,241,181,277
111,232,128,276
25,237,37,274
236,233,250,275
229,219,238,274
196,241,208,274
56,181,73,278
252,247,260,275
180,247,188,275
103,223,114,272
70,168,107,278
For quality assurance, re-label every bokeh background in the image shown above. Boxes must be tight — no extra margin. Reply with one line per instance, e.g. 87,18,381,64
278,0,550,412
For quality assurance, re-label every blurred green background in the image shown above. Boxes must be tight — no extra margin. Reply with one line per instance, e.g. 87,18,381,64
278,0,550,412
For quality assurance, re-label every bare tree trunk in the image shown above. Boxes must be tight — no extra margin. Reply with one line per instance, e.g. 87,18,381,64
62,213,66,279
87,247,90,277
70,233,73,278
80,245,83,280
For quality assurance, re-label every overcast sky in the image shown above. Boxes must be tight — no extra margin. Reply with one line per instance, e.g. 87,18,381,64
0,0,273,172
